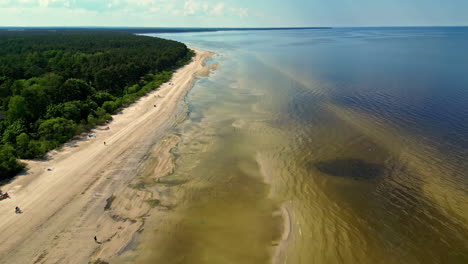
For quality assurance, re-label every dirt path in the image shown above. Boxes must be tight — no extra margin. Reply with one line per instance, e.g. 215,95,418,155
0,49,215,264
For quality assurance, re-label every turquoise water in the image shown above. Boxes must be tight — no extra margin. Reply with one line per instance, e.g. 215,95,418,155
135,28,468,263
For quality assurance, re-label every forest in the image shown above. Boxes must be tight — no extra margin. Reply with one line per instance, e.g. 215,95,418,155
0,31,193,179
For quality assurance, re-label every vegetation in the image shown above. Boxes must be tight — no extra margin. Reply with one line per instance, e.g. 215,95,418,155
0,31,194,179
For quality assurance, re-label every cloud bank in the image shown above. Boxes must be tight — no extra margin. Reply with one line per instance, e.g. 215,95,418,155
0,0,253,26
0,0,248,17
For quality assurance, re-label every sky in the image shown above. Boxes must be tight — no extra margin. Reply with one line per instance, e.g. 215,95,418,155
0,0,467,27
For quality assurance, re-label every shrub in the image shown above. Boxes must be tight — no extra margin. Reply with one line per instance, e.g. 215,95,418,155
38,117,77,144
0,145,24,179
102,101,116,114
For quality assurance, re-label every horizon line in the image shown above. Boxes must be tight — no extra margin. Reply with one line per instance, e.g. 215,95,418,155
2,25,468,29
1,26,467,34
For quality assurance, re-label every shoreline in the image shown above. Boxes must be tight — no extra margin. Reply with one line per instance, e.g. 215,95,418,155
257,153,292,264
0,48,216,264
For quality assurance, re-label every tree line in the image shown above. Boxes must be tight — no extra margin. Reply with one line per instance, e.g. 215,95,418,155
0,31,193,179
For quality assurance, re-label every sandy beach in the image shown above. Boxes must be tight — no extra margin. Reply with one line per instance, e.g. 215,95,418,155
0,49,215,264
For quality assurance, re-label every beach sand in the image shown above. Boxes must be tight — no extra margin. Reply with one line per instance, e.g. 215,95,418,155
0,49,215,264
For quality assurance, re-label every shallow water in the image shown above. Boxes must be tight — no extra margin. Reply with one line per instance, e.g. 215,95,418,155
134,28,468,263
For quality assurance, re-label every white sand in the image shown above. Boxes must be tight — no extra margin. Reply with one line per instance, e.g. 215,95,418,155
0,49,215,264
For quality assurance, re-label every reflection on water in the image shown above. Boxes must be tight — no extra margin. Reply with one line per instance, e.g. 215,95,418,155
132,28,468,264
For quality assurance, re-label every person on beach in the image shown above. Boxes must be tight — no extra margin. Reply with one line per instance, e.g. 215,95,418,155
15,206,22,214
104,141,106,145
1,192,9,199
94,236,98,243
154,104,156,107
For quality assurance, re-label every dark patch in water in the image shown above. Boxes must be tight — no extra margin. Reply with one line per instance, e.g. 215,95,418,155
315,159,384,181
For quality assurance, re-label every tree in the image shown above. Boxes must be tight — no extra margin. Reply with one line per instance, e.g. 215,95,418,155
74,99,98,121
2,120,26,145
27,140,47,158
21,83,48,120
62,102,81,121
0,77,13,98
38,117,77,144
94,68,115,92
102,101,117,114
56,78,95,103
45,104,65,119
6,96,30,123
0,145,24,179
92,92,115,106
16,132,30,158
0,31,191,179
9,80,26,96
41,73,64,103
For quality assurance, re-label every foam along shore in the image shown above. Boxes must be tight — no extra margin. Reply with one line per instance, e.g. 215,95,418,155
0,49,216,264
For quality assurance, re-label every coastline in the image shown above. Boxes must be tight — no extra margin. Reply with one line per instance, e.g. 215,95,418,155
0,48,216,264
257,153,292,264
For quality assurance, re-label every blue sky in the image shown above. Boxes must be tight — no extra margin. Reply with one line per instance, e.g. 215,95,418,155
0,0,467,27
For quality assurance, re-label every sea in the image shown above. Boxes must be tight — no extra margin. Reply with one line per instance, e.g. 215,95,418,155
130,27,468,264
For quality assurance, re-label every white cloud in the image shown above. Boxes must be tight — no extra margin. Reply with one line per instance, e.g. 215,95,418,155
210,2,224,16
231,7,248,18
0,0,251,25
184,0,205,16
183,0,229,16
147,6,159,13
125,0,155,7
107,0,118,8
1,0,69,7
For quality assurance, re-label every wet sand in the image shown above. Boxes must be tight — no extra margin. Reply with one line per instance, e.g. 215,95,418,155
0,49,215,264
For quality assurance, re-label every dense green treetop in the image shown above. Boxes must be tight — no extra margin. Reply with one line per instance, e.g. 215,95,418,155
0,31,193,179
